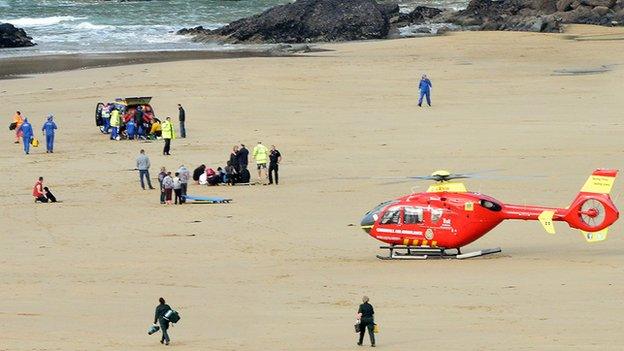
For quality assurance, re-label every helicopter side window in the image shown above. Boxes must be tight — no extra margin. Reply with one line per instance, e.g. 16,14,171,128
380,207,401,225
431,208,443,223
404,207,424,224
480,199,502,212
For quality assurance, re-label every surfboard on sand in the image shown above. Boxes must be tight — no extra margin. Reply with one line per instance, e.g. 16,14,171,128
183,195,232,204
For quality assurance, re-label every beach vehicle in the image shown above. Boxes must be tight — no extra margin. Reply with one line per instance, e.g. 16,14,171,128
95,97,155,134
361,169,619,260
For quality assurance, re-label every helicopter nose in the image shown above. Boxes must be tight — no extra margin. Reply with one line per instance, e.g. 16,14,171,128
360,212,377,234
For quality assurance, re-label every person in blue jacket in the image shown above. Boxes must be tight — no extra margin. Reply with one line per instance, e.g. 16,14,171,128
42,114,58,153
18,118,34,154
418,74,432,107
126,119,136,140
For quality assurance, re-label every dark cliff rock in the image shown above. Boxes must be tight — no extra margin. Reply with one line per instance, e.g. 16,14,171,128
0,23,36,48
179,0,396,44
177,0,624,43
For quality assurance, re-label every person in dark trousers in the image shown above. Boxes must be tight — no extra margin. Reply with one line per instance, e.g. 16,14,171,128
237,144,249,172
357,296,375,347
418,74,432,107
154,297,172,345
136,149,155,190
178,104,186,138
268,145,282,185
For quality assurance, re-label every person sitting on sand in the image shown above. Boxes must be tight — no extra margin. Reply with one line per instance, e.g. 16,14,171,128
193,164,206,184
224,161,238,185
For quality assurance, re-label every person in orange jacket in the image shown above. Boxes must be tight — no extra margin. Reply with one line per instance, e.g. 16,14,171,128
13,111,24,143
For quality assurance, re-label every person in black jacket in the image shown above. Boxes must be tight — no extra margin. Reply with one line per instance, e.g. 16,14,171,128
178,104,186,138
357,296,375,347
154,297,172,345
237,144,249,172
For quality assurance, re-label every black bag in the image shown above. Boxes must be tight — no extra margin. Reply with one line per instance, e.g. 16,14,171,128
354,322,361,333
164,309,180,324
9,122,17,131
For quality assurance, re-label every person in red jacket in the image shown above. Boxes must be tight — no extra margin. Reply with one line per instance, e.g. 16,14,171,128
33,177,47,203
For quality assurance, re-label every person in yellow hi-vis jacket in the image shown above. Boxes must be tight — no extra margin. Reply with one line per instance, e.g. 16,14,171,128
110,108,121,140
161,117,175,156
252,141,269,183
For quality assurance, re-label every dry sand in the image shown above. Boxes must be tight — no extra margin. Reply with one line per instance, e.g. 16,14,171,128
1,25,623,350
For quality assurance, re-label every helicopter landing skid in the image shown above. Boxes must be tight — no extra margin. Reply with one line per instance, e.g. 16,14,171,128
376,245,501,260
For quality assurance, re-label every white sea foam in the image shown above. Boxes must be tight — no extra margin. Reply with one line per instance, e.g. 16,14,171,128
0,16,84,27
74,22,115,30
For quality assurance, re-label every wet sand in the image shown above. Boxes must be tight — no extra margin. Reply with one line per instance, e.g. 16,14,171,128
0,24,623,350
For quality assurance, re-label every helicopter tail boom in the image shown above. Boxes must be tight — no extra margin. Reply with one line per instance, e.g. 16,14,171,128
561,169,618,242
501,169,618,242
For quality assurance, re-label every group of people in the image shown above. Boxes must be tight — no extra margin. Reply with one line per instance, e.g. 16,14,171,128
158,164,190,205
97,103,185,156
10,111,58,154
226,142,282,185
134,149,190,204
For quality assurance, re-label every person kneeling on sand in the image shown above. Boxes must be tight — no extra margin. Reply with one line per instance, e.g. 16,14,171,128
33,177,55,203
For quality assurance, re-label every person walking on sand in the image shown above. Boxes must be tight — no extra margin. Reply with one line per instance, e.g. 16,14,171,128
178,104,186,138
153,297,172,345
41,114,57,153
161,117,175,155
268,144,282,185
418,74,432,107
110,107,121,140
136,149,155,190
356,296,376,347
17,118,34,155
162,172,174,205
13,111,24,144
252,141,269,183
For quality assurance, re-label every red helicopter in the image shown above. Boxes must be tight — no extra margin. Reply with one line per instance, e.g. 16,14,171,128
360,169,619,260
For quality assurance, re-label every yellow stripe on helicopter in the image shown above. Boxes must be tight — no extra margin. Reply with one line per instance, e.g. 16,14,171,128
538,210,556,234
580,175,616,194
427,182,467,193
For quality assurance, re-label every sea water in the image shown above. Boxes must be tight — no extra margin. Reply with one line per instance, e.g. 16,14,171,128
0,0,469,58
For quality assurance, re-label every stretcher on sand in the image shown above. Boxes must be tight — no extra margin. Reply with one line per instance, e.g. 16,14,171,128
183,195,232,204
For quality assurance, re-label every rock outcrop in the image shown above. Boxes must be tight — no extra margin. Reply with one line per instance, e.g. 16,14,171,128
0,23,35,48
178,0,397,43
178,0,624,44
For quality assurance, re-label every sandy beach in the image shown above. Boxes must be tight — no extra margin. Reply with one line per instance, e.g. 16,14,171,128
1,25,623,350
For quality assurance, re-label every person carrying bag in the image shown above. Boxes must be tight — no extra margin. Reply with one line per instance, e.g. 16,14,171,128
356,296,376,347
